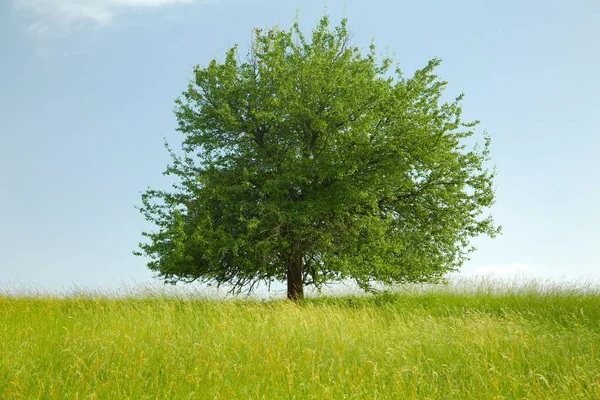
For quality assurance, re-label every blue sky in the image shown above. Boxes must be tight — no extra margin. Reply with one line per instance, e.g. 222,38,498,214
1,0,598,293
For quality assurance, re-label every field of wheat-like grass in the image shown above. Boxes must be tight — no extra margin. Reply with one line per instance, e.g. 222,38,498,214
1,278,599,399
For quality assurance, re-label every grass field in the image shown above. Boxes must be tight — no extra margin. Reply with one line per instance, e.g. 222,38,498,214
1,279,599,399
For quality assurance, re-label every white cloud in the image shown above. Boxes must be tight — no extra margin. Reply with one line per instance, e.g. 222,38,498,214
14,0,207,35
460,263,542,278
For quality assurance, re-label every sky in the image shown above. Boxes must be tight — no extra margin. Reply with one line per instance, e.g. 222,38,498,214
1,0,599,294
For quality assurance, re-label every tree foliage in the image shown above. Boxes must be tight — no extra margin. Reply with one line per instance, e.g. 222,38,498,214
136,15,500,300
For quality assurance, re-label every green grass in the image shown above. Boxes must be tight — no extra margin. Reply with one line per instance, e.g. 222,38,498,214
1,280,599,399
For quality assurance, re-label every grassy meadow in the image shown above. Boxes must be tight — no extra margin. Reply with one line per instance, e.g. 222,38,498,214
1,279,599,399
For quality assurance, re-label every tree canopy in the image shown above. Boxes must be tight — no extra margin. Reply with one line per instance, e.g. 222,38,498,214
136,15,500,300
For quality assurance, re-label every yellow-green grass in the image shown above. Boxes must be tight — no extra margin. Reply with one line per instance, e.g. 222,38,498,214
1,282,599,399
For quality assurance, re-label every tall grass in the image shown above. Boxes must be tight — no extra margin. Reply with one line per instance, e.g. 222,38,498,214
1,278,599,399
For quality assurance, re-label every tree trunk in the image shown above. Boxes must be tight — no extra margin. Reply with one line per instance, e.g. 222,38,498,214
287,250,304,301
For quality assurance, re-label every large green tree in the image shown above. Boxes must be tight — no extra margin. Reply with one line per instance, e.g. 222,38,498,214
136,15,500,301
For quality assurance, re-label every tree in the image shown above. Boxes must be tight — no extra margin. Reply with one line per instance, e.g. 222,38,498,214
135,15,500,301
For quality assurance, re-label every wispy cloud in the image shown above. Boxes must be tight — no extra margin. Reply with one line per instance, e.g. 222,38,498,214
15,0,210,35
